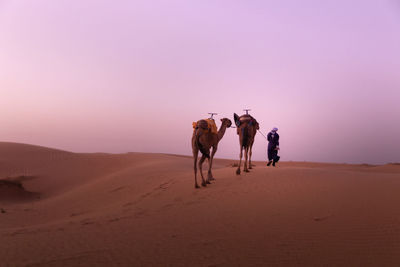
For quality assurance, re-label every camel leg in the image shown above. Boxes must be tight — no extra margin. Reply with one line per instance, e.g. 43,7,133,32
193,150,200,189
248,145,253,169
207,146,217,182
198,154,207,187
236,147,243,175
244,147,250,172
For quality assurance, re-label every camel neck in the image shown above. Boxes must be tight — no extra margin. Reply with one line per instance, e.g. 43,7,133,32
217,123,228,141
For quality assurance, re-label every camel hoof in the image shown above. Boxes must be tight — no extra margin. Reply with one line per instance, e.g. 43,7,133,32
206,180,211,184
202,182,207,187
208,177,216,181
236,169,241,175
249,166,253,169
244,169,250,173
195,184,200,189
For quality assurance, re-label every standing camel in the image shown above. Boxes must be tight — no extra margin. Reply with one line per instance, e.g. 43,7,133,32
233,113,259,175
192,118,232,188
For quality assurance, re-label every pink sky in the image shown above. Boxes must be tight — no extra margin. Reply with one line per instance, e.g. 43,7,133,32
1,0,399,164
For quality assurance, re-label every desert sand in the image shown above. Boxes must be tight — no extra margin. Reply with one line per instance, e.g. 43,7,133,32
1,142,400,266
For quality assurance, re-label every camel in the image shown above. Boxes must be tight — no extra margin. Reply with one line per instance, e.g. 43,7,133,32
192,118,232,188
233,113,259,175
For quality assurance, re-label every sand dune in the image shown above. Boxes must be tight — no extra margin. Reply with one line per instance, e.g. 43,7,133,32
1,142,400,266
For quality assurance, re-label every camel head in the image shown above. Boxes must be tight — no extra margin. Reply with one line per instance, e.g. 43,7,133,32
234,113,241,127
220,118,232,128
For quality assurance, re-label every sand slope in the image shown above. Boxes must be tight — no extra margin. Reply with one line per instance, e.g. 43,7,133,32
1,142,400,266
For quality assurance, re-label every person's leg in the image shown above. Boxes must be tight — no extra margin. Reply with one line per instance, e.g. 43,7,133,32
272,150,278,167
267,147,273,166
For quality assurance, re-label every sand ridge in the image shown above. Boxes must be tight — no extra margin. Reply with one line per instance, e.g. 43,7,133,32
1,142,400,266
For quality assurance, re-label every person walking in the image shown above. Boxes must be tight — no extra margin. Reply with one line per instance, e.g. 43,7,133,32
267,127,280,166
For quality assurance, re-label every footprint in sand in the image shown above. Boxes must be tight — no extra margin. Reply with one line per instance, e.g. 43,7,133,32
109,186,126,193
81,219,95,226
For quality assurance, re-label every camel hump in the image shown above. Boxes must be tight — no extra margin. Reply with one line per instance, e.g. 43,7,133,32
205,119,218,134
239,114,253,121
192,119,218,134
239,115,258,128
193,120,208,130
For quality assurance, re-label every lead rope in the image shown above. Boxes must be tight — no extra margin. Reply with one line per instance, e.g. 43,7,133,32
257,129,268,141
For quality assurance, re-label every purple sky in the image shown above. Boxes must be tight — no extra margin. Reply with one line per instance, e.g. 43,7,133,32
1,0,399,164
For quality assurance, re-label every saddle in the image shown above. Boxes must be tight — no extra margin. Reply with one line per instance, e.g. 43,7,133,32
192,119,218,134
233,113,259,134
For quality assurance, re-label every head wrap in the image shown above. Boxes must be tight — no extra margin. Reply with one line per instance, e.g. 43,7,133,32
272,127,278,132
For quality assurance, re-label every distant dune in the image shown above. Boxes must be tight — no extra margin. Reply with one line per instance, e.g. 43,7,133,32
1,142,400,266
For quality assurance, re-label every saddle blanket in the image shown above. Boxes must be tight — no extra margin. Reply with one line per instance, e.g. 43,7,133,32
192,119,218,134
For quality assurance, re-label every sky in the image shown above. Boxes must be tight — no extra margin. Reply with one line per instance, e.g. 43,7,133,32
1,0,399,164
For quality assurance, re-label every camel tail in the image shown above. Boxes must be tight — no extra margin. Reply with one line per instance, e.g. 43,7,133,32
195,130,210,159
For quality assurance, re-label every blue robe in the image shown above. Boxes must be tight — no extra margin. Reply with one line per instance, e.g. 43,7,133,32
267,132,280,161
